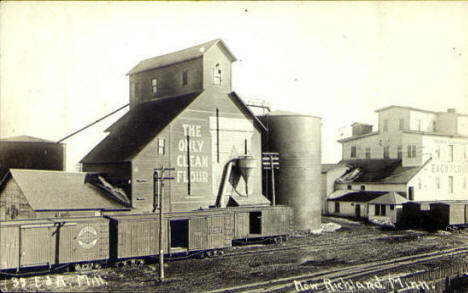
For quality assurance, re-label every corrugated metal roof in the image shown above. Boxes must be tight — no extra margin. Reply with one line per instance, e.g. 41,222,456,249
81,91,202,164
328,191,387,202
127,39,236,75
368,192,408,205
9,169,129,211
336,159,424,184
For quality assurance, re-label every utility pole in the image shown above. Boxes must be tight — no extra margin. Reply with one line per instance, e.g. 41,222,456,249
153,166,174,282
262,153,280,206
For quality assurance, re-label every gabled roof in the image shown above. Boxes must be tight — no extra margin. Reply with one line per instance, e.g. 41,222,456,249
322,164,348,174
0,135,56,143
229,92,267,132
7,169,129,211
81,90,266,164
81,91,202,164
375,105,437,114
328,191,387,202
368,192,408,205
336,159,424,184
127,39,237,75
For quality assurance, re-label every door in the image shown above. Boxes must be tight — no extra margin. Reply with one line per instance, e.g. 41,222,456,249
355,204,361,218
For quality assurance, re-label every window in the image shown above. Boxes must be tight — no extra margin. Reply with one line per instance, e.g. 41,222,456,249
390,205,395,211
399,118,404,130
365,148,371,159
449,145,454,162
407,145,416,158
10,204,17,220
182,71,188,86
383,146,390,159
417,119,421,131
351,146,357,158
375,204,386,216
397,145,403,159
347,185,352,190
433,121,437,132
244,139,248,155
152,78,158,94
360,185,365,191
383,119,388,132
408,187,414,201
449,176,454,193
436,177,440,190
375,204,380,216
158,138,166,155
213,65,222,85
335,202,340,213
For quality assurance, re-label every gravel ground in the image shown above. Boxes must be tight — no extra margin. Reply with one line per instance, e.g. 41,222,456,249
2,216,468,292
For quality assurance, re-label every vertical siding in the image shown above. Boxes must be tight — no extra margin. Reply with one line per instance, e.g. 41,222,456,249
0,226,19,269
0,179,36,220
189,217,206,250
234,212,249,239
20,227,54,267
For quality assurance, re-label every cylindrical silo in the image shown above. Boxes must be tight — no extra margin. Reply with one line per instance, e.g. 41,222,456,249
258,111,322,231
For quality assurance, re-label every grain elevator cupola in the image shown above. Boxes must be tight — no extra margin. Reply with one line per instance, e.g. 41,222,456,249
127,39,237,108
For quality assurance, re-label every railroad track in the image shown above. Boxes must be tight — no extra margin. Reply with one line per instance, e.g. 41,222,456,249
208,245,468,293
164,233,420,261
219,233,424,259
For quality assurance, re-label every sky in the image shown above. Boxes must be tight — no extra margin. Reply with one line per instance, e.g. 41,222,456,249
1,1,467,170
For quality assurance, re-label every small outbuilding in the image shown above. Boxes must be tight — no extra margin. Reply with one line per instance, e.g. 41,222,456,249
0,169,130,220
328,191,387,219
367,192,408,225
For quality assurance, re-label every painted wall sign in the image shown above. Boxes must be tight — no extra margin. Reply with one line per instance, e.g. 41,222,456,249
431,163,468,174
174,120,211,189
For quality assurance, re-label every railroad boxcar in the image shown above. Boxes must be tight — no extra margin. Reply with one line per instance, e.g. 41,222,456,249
108,205,292,262
0,217,109,271
429,202,468,230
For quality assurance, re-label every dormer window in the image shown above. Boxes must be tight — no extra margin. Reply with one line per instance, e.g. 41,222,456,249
152,78,158,94
213,64,222,85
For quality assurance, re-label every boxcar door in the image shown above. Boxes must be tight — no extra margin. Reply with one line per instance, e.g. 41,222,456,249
208,215,225,249
0,226,19,270
20,226,53,267
234,212,249,239
189,217,206,251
